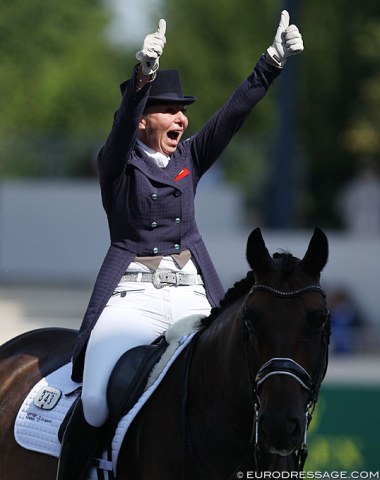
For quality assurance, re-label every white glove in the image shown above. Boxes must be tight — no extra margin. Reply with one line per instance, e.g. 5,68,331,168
136,19,166,76
267,10,304,67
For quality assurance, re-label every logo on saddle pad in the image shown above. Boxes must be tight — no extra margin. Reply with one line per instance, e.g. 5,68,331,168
33,386,62,410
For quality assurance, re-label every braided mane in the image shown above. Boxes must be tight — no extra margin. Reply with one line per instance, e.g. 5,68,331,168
201,252,298,328
201,270,256,327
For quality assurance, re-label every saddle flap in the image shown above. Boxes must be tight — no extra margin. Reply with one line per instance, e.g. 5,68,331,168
107,340,167,429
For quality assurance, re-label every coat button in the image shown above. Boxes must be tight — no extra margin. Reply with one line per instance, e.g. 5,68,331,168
173,190,181,197
151,193,158,200
151,221,158,228
152,247,159,254
175,217,181,224
174,244,180,250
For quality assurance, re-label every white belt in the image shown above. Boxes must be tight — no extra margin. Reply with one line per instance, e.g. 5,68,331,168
121,270,204,289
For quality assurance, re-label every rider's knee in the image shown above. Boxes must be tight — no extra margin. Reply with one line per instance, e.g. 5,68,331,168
82,392,108,427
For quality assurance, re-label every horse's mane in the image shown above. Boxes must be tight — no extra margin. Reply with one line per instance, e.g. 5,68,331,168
201,270,256,328
201,252,298,328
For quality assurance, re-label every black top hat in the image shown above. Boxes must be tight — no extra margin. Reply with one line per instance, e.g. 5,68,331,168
120,69,196,105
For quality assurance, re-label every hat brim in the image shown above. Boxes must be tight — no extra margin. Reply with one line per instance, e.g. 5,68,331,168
146,95,197,106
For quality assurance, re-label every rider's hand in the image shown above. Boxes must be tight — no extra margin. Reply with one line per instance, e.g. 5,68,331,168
267,10,304,68
136,19,167,76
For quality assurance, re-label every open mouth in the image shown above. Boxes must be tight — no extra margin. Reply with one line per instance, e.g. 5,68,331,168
167,131,180,142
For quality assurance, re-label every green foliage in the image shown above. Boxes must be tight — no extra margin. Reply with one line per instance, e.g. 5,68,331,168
298,0,380,226
0,0,133,176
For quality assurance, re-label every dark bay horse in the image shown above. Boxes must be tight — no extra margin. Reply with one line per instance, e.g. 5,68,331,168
0,228,329,479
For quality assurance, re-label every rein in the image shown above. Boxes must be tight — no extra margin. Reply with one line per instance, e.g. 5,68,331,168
242,283,330,473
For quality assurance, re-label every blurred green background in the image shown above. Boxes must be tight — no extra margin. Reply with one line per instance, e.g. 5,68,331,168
1,0,379,228
308,384,380,471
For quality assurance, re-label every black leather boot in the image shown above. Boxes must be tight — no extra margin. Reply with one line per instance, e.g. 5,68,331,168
56,398,103,480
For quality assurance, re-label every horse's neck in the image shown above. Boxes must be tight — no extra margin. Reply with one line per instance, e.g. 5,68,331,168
201,298,249,380
190,297,253,438
183,298,255,477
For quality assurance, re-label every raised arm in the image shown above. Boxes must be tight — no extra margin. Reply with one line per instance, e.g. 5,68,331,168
190,10,304,175
97,20,167,187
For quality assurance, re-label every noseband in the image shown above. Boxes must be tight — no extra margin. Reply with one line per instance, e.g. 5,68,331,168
243,283,330,472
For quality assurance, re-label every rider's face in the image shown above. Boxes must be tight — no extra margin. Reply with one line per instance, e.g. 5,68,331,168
138,103,189,155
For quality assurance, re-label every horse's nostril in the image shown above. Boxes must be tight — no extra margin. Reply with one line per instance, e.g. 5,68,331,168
290,418,301,438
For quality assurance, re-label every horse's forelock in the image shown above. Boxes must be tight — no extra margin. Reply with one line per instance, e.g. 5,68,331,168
272,252,299,275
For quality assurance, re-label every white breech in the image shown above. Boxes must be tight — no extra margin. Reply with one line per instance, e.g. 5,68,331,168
81,280,212,427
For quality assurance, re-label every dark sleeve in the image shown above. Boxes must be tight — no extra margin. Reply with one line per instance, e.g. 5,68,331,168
191,55,282,176
97,67,151,187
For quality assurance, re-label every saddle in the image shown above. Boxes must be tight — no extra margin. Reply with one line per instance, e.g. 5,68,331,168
58,335,168,443
106,335,168,432
16,317,201,477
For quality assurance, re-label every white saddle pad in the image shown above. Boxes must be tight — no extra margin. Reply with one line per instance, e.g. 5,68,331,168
14,330,197,476
14,362,79,458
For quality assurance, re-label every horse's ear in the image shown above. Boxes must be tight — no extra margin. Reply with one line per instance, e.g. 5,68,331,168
299,227,329,277
246,228,274,275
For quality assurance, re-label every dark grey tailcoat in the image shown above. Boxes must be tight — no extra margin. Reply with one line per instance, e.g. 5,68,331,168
71,56,281,381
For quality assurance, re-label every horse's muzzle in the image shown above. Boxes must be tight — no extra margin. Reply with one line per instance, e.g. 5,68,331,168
259,413,304,456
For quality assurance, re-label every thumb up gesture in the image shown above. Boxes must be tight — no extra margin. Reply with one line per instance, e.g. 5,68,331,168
267,11,304,68
136,19,167,76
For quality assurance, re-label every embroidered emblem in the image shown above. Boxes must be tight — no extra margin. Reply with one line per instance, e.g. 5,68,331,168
33,386,62,410
174,168,190,182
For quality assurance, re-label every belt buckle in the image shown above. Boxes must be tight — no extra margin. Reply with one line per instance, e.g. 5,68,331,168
152,271,166,289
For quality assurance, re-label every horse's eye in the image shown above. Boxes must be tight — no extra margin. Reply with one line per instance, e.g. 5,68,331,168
244,307,260,329
309,310,328,330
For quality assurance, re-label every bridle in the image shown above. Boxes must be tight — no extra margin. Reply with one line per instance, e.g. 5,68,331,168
182,283,330,480
242,283,331,472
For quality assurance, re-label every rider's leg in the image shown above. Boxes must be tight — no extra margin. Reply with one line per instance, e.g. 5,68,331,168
82,282,212,426
56,398,102,480
56,283,168,479
82,283,170,426
56,281,211,479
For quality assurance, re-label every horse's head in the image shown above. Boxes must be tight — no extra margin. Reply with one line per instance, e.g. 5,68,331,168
244,228,329,461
